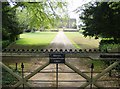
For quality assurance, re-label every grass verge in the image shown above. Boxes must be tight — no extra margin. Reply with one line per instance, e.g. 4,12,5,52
64,32,101,49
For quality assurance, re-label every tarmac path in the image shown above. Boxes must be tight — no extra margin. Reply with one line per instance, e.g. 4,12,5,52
47,30,75,50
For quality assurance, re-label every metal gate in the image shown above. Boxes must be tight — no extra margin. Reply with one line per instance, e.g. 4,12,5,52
1,49,120,89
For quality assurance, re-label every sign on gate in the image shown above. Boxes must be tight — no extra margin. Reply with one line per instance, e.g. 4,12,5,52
49,53,65,63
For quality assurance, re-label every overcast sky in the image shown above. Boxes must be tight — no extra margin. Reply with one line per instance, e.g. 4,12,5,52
66,0,92,26
67,0,92,19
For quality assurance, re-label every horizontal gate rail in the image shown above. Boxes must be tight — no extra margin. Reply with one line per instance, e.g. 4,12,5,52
1,53,120,60
3,71,102,73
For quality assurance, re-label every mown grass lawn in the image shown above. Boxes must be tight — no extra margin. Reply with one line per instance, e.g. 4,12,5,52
64,32,101,49
7,32,57,49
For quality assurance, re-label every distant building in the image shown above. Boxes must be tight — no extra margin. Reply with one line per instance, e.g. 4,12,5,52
58,18,77,29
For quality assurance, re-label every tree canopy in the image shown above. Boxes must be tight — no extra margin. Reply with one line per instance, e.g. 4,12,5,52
15,1,68,29
2,1,68,41
79,2,120,40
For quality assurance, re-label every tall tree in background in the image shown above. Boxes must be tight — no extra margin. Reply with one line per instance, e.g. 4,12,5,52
79,2,120,40
2,2,22,42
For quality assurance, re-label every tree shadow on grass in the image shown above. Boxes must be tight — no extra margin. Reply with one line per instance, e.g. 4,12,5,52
76,43,99,49
6,44,48,49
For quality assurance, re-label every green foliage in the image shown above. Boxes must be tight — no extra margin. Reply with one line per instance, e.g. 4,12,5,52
2,2,22,48
2,40,10,49
99,40,120,52
99,39,120,73
79,2,120,39
15,1,68,29
2,1,68,48
90,60,106,71
2,68,18,85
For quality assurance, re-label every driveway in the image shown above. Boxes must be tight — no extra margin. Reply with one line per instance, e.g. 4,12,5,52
47,31,75,50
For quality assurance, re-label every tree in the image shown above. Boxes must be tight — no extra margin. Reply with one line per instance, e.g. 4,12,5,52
2,2,22,42
15,1,68,29
79,2,120,40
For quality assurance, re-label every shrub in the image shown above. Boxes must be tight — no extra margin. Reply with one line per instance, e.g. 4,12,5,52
99,39,120,76
2,40,10,49
99,39,120,51
24,29,31,33
2,68,18,86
